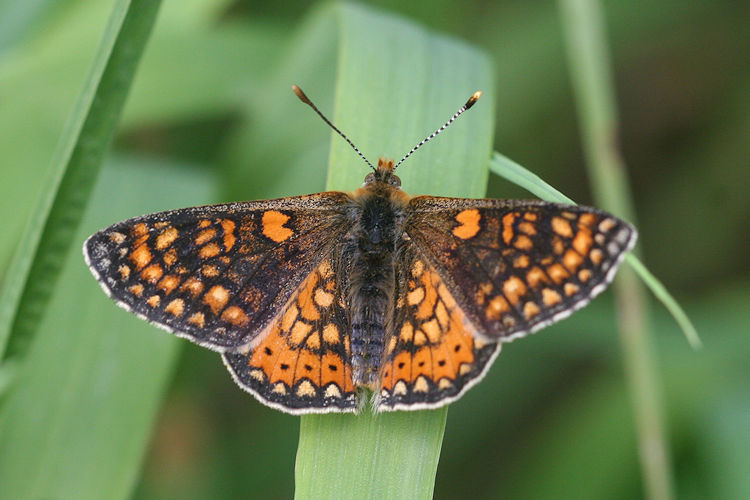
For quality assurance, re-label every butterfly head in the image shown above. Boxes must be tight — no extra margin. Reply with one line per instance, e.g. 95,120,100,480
364,157,401,188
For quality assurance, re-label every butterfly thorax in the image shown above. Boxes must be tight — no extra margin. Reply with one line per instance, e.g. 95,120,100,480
345,159,410,389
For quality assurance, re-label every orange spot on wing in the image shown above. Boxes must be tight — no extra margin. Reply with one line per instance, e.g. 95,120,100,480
141,264,163,283
199,242,221,259
415,271,438,320
155,226,178,250
195,228,216,246
221,219,236,251
262,210,293,243
572,227,593,255
452,209,481,239
502,213,515,245
129,245,152,271
204,285,229,315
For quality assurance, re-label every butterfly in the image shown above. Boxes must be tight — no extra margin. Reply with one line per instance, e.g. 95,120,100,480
84,85,637,414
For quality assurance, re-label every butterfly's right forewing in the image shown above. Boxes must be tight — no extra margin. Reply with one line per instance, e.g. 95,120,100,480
84,193,352,352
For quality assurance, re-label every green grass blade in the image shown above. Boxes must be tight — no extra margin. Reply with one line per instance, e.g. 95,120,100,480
489,152,701,348
0,156,216,500
295,4,494,499
0,0,162,358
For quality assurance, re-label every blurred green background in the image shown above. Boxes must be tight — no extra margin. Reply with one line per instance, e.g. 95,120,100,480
1,0,748,499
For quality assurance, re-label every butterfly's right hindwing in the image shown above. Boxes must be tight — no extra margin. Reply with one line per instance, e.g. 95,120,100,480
83,193,351,352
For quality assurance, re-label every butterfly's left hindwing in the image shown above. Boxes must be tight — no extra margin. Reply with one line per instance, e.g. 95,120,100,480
84,193,351,352
223,256,357,414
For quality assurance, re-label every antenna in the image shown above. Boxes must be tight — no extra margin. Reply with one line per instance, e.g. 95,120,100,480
394,91,482,170
291,85,376,172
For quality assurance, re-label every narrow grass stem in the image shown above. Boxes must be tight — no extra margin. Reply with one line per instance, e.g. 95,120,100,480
557,0,675,499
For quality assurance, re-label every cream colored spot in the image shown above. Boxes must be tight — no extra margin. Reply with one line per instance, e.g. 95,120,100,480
306,331,321,350
118,265,130,280
413,330,427,346
459,363,472,375
503,276,527,304
318,260,333,279
438,378,452,390
393,381,408,396
314,288,334,308
291,321,312,345
422,319,441,343
188,312,205,328
400,322,414,342
181,277,204,297
262,210,293,242
552,217,573,238
323,323,339,344
131,222,148,237
156,227,178,250
542,288,562,307
452,209,481,239
324,384,342,398
487,295,510,320
272,383,287,395
165,298,185,316
435,301,449,329
204,285,229,314
564,283,580,296
475,338,488,349
296,380,316,397
590,248,604,265
578,269,592,282
109,232,126,244
599,218,617,233
249,369,265,382
129,284,144,297
281,306,298,332
407,287,425,306
413,376,429,393
387,336,397,354
221,306,248,326
147,295,160,308
523,301,540,319
195,228,216,246
411,260,425,278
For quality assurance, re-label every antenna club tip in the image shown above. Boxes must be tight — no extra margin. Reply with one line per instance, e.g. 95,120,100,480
465,90,483,109
291,84,312,105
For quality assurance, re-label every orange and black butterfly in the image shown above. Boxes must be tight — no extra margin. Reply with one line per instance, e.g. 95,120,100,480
84,86,636,414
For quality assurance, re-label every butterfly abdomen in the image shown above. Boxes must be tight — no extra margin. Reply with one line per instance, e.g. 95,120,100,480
347,187,406,388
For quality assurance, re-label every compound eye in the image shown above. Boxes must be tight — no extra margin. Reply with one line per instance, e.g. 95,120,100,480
390,174,401,187
364,173,376,184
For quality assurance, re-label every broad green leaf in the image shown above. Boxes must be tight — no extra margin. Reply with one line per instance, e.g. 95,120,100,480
0,156,216,500
0,0,162,358
295,4,494,499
